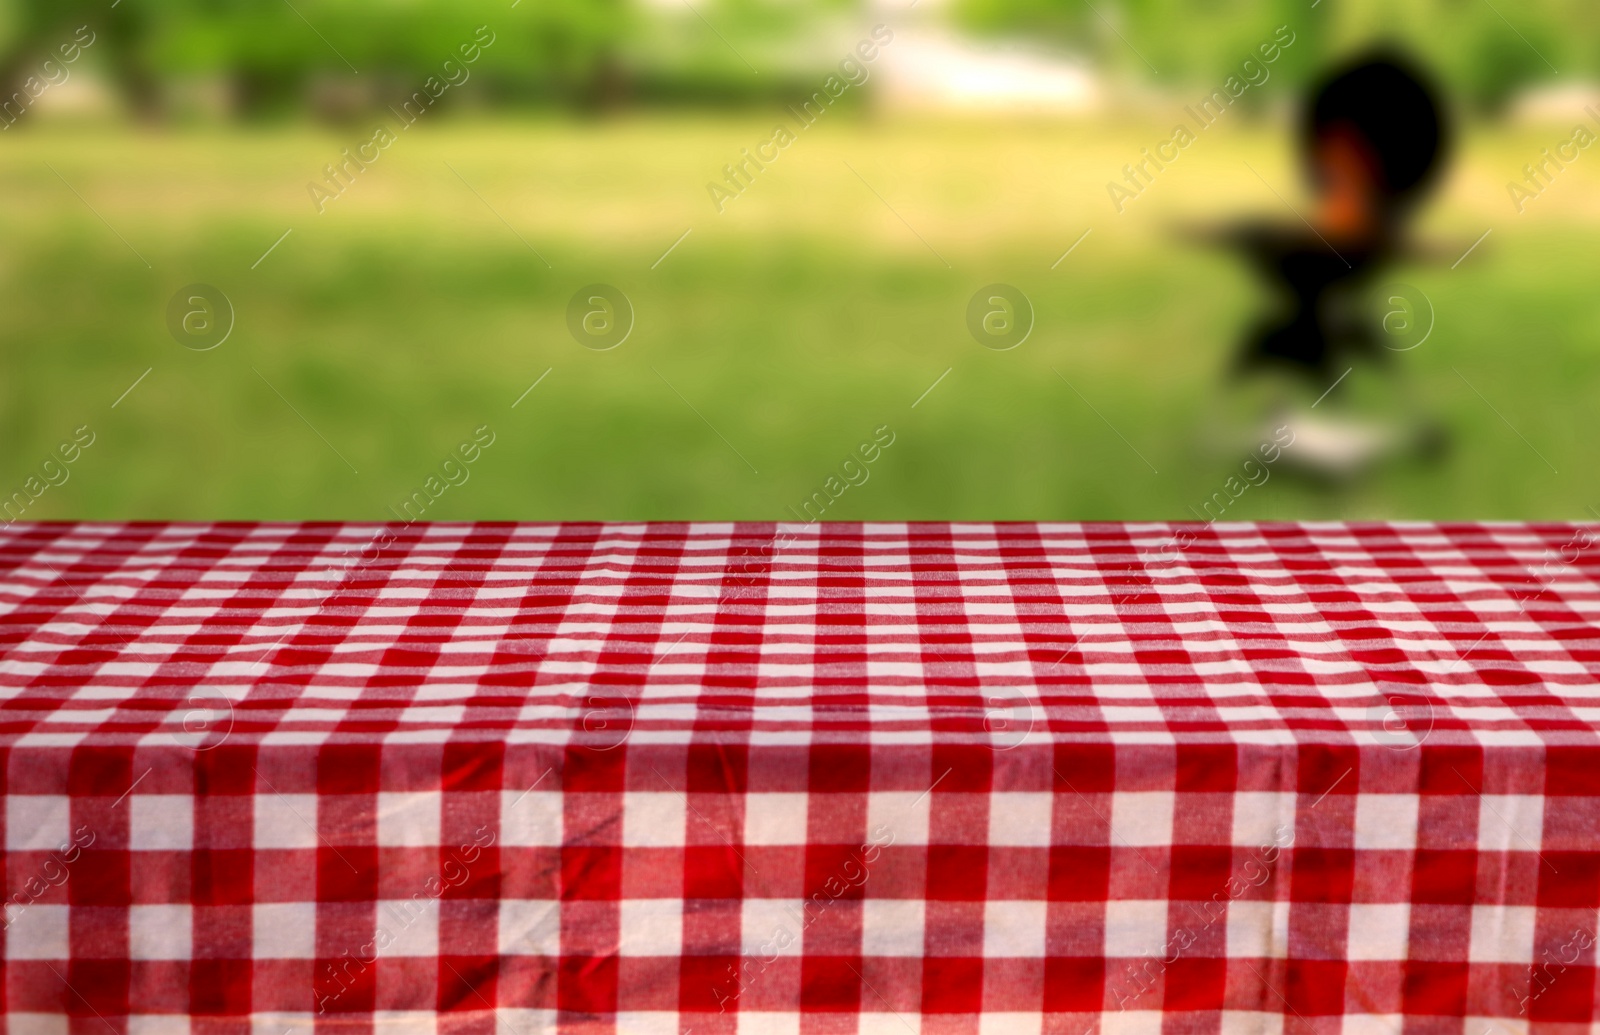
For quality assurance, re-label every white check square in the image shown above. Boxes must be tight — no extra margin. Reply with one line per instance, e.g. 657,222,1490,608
253,902,318,958
1225,900,1276,960
127,1018,190,1035
372,1012,435,1035
859,1014,920,1035
1337,1016,1406,1035
130,796,193,851
622,793,687,848
498,899,560,956
377,895,439,957
501,790,561,846
377,791,442,847
1231,792,1294,847
253,793,319,849
1217,1011,1283,1035
744,794,807,846
1478,795,1543,854
7,1016,69,1035
861,898,925,956
738,1015,800,1035
130,904,192,959
613,1015,679,1035
983,900,1046,957
741,898,804,956
988,793,1054,847
1353,795,1418,850
619,899,684,956
867,792,930,847
1346,904,1408,960
1104,899,1168,958
4,904,68,959
1110,792,1174,847
6,796,69,852
1468,904,1536,963
1102,1012,1164,1035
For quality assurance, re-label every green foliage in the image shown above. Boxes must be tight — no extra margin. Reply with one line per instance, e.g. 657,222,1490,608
0,0,878,114
954,0,1592,108
3,0,1591,113
0,0,638,113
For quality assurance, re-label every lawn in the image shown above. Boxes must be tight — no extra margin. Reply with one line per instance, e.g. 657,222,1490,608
2,111,1597,522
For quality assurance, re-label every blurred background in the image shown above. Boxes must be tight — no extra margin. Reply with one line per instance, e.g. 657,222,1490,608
2,0,1597,522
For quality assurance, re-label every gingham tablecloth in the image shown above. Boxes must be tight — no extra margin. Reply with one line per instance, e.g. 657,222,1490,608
2,521,1599,1034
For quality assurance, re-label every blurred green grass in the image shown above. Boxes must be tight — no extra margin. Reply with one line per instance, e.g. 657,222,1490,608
2,113,1597,521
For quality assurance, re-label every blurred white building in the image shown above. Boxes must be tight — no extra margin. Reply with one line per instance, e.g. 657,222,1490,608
863,0,1100,114
1511,81,1600,123
873,26,1101,114
634,0,1102,114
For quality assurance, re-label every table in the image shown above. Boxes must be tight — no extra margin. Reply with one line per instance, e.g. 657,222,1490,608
2,521,1598,1034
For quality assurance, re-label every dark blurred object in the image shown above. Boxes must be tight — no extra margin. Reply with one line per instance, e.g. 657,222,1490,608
1304,54,1448,218
1225,51,1450,381
1179,50,1455,480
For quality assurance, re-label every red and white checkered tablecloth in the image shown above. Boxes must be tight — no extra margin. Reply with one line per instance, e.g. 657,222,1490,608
3,521,1600,1035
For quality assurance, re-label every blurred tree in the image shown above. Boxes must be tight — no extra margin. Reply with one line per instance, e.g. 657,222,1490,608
624,0,862,107
952,0,1591,109
2,0,1589,116
0,0,640,118
0,0,164,118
